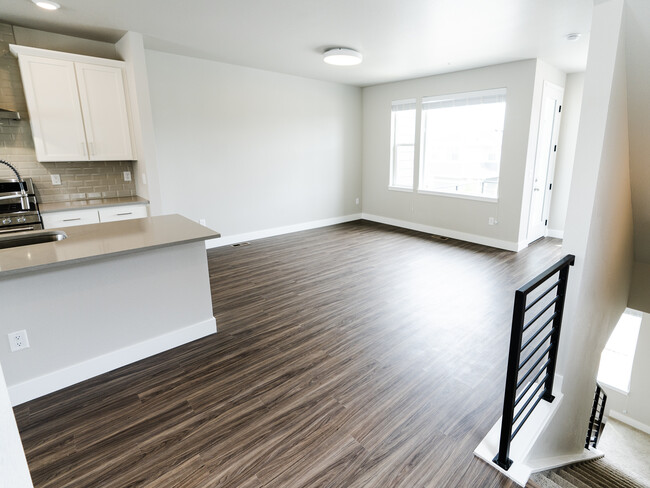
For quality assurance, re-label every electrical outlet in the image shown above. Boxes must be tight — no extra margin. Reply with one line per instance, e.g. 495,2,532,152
123,171,132,182
141,172,147,185
8,330,30,352
488,217,498,225
51,174,61,185
355,197,360,205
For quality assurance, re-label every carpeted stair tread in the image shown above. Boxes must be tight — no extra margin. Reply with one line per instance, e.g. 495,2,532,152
532,458,648,488
549,471,582,488
530,472,564,488
568,459,646,488
555,469,593,488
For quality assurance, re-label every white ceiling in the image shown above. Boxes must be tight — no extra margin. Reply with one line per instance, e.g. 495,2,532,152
1,0,593,86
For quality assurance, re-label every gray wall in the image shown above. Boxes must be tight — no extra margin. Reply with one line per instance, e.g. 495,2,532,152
145,49,362,238
361,60,553,251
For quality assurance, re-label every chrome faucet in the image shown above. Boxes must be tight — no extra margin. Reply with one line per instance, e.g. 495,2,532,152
0,159,30,210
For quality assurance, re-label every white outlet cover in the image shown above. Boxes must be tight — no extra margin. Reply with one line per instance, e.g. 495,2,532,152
8,330,30,352
51,174,61,185
123,171,132,182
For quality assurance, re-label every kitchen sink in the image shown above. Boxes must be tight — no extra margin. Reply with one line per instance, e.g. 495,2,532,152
0,230,67,250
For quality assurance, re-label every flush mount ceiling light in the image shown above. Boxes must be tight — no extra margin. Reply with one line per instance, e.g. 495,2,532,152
323,48,362,66
32,0,60,10
565,33,581,41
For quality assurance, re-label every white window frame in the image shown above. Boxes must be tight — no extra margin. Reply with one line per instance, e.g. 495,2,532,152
417,88,506,201
389,99,417,190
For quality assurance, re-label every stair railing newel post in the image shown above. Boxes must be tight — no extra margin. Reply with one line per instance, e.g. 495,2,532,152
493,290,526,470
493,254,575,471
542,256,574,402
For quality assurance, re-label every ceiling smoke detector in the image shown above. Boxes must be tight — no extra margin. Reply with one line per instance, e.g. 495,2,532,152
31,0,60,10
323,48,362,66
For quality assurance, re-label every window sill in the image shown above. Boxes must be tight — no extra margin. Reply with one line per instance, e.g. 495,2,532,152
388,186,414,193
417,189,498,203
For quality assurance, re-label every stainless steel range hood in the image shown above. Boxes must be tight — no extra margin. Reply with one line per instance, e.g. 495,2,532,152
0,108,21,120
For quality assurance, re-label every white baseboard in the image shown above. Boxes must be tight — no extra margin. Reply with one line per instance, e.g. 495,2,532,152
362,213,521,252
205,213,362,248
609,410,650,435
547,229,564,239
8,318,217,406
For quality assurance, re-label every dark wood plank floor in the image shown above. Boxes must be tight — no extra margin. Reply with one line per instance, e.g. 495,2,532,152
13,221,563,487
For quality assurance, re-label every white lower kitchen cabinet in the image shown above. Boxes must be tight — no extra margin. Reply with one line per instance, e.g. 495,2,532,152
42,208,100,228
97,204,148,222
42,204,148,229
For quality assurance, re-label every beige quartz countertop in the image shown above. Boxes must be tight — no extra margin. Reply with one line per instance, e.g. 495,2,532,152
0,214,220,277
40,196,149,213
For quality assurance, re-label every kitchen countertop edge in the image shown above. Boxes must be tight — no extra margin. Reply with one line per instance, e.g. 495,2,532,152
0,214,220,278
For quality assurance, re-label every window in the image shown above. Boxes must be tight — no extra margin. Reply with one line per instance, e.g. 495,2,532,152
419,88,506,199
389,99,416,189
597,309,642,393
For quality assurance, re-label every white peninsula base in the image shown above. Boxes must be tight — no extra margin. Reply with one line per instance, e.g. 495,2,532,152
0,216,218,406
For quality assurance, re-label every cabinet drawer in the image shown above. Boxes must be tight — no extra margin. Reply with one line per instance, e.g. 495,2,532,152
98,204,148,223
42,209,100,228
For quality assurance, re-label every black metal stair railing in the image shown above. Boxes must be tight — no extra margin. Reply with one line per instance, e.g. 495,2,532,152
493,254,576,470
585,383,607,449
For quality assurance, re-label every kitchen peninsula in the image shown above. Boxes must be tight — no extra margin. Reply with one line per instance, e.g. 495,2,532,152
0,214,219,406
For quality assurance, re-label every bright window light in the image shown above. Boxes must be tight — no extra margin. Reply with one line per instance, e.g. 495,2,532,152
389,99,416,189
597,309,642,393
419,88,506,199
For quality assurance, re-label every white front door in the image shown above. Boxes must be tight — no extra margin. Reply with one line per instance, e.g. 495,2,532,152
527,81,564,243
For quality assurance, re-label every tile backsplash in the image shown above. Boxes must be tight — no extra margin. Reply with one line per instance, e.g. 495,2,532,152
0,22,136,203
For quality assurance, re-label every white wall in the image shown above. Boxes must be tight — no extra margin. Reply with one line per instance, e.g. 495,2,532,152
547,73,585,237
116,32,163,216
603,313,650,431
529,0,634,459
0,363,32,488
361,60,549,251
145,50,362,238
13,25,117,59
629,261,650,313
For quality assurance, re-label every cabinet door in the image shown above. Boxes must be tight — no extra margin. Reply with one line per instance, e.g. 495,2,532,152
98,204,148,223
18,55,89,162
75,63,135,161
42,209,100,228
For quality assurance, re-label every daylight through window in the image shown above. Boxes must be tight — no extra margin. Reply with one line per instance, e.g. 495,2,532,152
597,309,642,393
389,99,416,189
419,88,506,199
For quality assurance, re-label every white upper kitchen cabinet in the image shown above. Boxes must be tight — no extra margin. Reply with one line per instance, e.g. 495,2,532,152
10,45,136,162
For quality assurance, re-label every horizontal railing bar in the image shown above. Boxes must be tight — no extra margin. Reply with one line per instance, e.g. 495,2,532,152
515,359,551,407
517,351,552,388
513,373,549,425
523,296,560,332
511,390,547,440
519,334,553,371
521,319,556,352
517,255,575,296
525,279,561,312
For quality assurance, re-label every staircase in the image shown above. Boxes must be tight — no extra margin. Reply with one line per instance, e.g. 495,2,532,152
529,458,649,488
